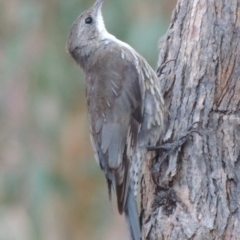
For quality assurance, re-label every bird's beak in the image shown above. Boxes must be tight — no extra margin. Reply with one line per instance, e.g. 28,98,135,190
92,0,104,15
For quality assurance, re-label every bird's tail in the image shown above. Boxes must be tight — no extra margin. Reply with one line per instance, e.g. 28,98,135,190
124,186,141,240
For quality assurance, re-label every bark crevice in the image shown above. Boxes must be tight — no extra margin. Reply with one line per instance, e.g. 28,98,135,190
141,0,240,239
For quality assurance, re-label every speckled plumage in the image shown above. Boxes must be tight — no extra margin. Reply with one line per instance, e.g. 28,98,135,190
66,0,164,239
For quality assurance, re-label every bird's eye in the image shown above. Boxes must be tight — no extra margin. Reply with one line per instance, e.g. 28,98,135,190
85,16,93,24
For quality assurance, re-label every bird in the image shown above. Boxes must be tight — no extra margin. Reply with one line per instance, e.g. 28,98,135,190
66,0,165,239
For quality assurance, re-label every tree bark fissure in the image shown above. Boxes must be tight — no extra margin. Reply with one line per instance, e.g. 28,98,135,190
141,0,240,239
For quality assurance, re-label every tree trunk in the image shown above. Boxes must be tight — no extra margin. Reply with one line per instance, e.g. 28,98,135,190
141,0,240,239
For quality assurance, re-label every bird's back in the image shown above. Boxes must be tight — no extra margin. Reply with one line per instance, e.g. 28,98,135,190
85,39,164,198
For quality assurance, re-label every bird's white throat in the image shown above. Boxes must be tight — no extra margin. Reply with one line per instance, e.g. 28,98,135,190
96,11,133,52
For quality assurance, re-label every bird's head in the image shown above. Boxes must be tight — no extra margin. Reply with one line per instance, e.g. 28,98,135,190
66,0,106,60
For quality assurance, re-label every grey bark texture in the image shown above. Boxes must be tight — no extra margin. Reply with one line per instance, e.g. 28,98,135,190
141,0,240,239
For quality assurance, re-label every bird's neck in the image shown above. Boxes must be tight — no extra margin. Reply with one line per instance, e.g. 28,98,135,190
77,40,104,72
79,29,134,73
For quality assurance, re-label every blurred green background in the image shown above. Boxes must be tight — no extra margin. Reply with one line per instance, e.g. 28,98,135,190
0,0,176,239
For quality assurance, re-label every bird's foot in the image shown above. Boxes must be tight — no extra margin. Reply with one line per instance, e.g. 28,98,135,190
148,122,202,188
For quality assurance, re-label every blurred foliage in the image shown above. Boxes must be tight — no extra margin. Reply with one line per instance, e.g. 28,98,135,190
0,0,176,239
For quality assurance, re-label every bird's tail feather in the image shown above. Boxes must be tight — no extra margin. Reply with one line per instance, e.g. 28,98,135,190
124,187,141,240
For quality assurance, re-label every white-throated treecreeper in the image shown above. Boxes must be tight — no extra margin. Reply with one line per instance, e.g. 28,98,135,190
66,1,165,239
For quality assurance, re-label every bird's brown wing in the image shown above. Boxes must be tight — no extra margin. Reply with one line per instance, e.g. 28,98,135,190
86,46,142,213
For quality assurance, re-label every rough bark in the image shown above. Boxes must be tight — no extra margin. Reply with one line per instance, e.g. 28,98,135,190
141,0,240,239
